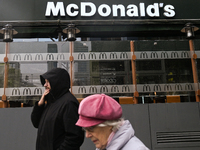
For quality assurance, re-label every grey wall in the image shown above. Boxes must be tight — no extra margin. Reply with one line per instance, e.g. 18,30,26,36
0,103,200,150
0,108,37,150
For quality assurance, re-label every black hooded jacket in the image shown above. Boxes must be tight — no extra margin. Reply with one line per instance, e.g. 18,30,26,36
31,68,84,150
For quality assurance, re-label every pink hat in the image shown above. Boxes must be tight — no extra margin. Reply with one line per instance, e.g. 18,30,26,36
76,94,122,127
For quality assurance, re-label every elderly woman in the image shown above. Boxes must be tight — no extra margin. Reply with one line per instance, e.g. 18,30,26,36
76,94,149,150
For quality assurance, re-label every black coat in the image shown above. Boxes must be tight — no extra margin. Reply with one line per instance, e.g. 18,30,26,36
31,68,84,150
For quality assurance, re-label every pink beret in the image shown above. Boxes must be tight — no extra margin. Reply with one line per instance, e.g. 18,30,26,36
76,94,122,127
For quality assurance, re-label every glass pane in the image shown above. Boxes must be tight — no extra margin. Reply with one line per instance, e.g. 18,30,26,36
4,42,70,105
73,41,133,98
136,60,162,71
0,43,5,54
0,64,4,88
165,59,193,83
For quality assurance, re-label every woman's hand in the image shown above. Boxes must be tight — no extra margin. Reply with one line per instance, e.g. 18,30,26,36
38,89,50,106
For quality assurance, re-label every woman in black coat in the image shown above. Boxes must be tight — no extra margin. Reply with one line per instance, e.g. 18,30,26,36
31,68,84,150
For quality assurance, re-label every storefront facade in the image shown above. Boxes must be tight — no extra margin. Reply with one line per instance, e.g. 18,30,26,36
0,0,200,107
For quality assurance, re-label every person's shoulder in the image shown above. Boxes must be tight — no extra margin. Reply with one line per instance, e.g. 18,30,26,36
61,92,79,104
122,136,149,150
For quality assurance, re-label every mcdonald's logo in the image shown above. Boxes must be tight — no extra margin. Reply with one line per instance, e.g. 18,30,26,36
23,88,31,95
78,53,86,59
120,52,128,59
150,52,158,58
175,84,182,90
89,86,97,93
153,84,161,91
78,87,86,93
122,85,130,92
57,54,65,60
161,52,168,58
140,52,148,59
143,85,151,92
24,54,32,61
100,86,108,93
111,86,119,92
110,53,117,59
99,53,107,59
181,51,189,58
13,54,21,61
34,88,42,95
46,54,54,60
185,84,193,90
35,54,43,60
12,88,20,95
164,84,172,91
88,53,96,59
171,52,179,58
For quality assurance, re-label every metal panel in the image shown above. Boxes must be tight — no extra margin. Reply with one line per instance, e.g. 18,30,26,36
121,104,152,149
80,137,96,150
0,108,37,150
149,102,200,150
0,103,200,150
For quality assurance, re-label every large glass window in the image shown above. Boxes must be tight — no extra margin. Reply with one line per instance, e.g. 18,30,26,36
0,40,199,106
73,41,133,98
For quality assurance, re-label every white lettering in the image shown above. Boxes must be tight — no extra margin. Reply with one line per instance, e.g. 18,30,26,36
127,5,139,17
164,5,175,17
139,3,145,17
45,1,176,18
146,3,160,17
98,4,111,17
81,2,96,16
112,4,125,17
45,2,65,16
66,4,79,17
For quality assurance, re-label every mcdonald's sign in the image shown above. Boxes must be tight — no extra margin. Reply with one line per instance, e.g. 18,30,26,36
111,86,119,92
161,52,168,58
23,88,31,95
120,52,128,59
143,85,151,92
24,54,32,61
57,53,65,60
122,85,130,92
35,54,43,60
140,52,148,59
171,52,179,58
153,84,161,91
181,51,189,58
78,53,86,59
89,53,96,59
100,86,108,93
46,54,54,60
110,52,117,59
13,54,21,61
150,52,158,58
34,88,42,95
164,84,172,91
12,88,20,95
175,84,182,90
89,86,97,93
99,53,107,59
185,84,193,90
78,86,86,93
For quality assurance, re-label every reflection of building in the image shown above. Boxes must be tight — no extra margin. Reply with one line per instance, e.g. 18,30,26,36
74,42,90,85
8,62,21,88
90,60,131,86
0,64,4,87
47,44,57,70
